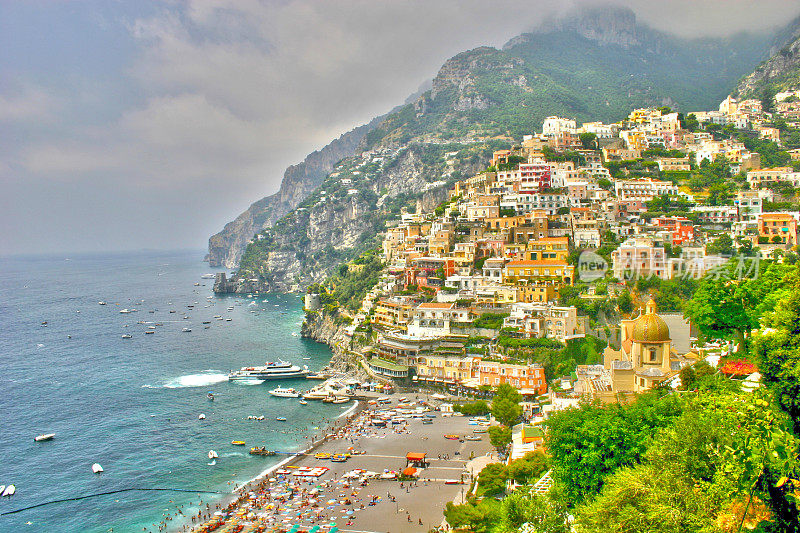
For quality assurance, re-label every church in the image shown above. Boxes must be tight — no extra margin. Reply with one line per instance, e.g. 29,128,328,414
601,299,697,393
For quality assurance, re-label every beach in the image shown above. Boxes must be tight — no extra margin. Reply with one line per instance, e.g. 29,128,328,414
181,393,495,533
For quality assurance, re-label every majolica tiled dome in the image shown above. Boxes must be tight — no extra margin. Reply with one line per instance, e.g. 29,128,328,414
631,299,670,343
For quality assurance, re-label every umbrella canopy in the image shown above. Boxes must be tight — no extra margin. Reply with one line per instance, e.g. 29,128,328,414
402,467,417,476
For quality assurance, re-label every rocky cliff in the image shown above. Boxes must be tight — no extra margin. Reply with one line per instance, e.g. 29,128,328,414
206,118,382,268
301,310,371,378
734,27,800,99
223,142,479,292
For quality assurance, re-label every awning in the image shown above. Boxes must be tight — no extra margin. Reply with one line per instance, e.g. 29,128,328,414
406,452,427,461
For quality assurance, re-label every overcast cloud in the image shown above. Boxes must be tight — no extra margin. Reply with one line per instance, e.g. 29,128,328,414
1,0,799,255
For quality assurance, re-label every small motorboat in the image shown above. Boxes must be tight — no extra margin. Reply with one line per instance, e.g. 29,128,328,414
208,450,218,459
276,417,287,422
249,447,276,456
207,392,215,401
145,330,155,335
119,309,130,314
299,400,308,405
464,435,482,441
231,440,246,446
34,433,55,442
181,328,192,332
198,413,206,420
98,301,106,305
121,334,132,339
269,387,300,398
2,485,15,497
444,434,460,440
92,463,103,474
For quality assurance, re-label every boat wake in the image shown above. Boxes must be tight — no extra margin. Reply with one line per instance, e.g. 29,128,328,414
233,379,264,386
143,372,229,389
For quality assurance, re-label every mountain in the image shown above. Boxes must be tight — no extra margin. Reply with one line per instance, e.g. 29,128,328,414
209,6,781,285
734,17,800,100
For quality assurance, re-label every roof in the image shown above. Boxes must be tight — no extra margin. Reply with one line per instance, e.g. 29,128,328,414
417,302,455,309
368,358,409,372
506,260,570,267
406,452,427,461
631,299,670,343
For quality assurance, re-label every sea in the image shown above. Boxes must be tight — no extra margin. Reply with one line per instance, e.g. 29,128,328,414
0,250,344,532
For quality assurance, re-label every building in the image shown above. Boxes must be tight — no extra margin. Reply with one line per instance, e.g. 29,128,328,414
599,300,695,393
758,213,798,246
656,157,691,172
406,302,472,337
653,216,694,245
373,297,415,331
611,238,668,280
542,116,576,136
368,358,409,379
477,361,547,394
504,260,574,286
415,354,478,384
615,178,679,201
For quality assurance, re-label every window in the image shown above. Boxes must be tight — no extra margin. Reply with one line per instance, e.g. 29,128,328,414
648,348,657,363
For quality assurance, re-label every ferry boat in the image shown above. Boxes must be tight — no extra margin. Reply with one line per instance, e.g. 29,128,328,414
269,387,300,398
228,360,309,381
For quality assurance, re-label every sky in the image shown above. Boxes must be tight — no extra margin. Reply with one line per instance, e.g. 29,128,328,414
2,0,800,256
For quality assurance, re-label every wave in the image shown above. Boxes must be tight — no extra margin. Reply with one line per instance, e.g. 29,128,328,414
160,373,229,389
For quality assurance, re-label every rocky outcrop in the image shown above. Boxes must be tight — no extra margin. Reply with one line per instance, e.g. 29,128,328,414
301,310,370,377
222,144,462,293
206,118,382,268
735,31,800,99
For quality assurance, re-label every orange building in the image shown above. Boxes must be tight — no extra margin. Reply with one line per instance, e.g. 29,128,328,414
478,361,547,394
758,213,798,246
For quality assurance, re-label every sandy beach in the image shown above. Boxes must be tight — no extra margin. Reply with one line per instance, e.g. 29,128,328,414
176,393,495,533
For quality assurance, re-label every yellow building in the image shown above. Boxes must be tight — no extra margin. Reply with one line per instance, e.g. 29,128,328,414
525,237,569,261
373,298,414,331
504,259,574,286
415,355,479,384
601,299,696,393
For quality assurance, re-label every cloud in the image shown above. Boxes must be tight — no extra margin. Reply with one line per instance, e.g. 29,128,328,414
3,0,800,255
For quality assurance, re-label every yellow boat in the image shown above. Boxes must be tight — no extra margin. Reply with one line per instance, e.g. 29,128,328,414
314,452,331,459
231,440,246,446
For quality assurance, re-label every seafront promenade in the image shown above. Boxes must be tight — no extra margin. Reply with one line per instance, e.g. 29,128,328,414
179,393,494,533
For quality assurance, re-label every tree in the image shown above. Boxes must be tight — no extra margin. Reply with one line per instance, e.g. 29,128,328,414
545,393,683,505
477,462,509,495
754,267,800,434
579,132,598,150
507,450,551,484
444,498,499,533
492,383,523,426
488,425,512,451
496,492,571,533
683,261,759,351
617,291,633,314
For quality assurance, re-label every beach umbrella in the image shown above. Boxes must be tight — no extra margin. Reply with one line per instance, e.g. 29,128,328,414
402,467,417,476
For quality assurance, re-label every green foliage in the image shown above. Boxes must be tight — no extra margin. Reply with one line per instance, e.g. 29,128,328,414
545,392,684,505
443,498,500,533
754,266,800,434
507,450,551,485
473,312,509,330
492,383,523,427
328,249,384,311
495,491,571,533
477,462,509,496
488,425,512,451
454,400,491,416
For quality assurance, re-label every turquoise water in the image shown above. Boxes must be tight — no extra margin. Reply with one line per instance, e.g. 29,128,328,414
0,250,339,532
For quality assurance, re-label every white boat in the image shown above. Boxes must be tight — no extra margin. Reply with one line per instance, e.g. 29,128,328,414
198,413,206,420
228,360,309,381
182,328,192,332
2,485,15,497
201,274,215,279
119,309,131,314
299,400,308,405
276,417,287,421
121,334,132,339
269,387,300,398
34,433,55,442
208,450,218,459
91,464,103,474
98,301,107,305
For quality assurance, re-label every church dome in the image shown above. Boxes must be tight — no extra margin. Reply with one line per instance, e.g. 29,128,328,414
631,299,670,343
